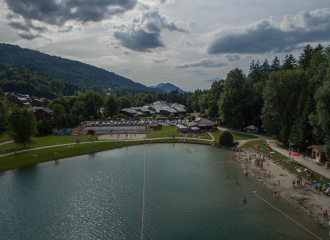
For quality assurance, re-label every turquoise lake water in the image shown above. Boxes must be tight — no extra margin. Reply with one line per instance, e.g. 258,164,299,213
0,144,328,239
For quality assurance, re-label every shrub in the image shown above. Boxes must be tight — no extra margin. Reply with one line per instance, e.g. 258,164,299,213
219,131,234,147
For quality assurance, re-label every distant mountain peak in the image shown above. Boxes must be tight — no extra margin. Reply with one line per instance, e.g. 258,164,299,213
150,83,186,93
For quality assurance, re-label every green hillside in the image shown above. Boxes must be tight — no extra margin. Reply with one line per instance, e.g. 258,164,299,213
0,43,164,94
0,66,80,99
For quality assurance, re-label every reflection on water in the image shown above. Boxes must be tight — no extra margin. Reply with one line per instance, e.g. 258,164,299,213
0,144,327,240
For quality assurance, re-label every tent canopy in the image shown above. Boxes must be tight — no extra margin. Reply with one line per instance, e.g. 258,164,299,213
176,124,187,129
191,127,200,131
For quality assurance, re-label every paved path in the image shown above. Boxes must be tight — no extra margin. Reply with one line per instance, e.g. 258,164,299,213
0,140,13,146
267,141,330,179
217,126,330,179
207,132,215,141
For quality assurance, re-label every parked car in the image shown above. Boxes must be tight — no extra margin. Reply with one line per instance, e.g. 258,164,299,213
114,121,117,125
91,122,95,126
103,122,106,125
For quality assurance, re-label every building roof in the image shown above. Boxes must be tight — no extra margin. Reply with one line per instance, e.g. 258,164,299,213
32,108,53,114
184,122,197,127
309,145,325,153
195,118,217,125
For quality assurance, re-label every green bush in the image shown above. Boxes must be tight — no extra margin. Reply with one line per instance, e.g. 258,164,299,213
219,131,234,147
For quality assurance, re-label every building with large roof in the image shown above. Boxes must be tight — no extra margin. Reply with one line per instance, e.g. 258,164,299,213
120,101,187,116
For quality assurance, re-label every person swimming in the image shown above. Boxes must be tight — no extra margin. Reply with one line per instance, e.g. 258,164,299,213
235,178,238,184
226,174,229,178
243,195,246,202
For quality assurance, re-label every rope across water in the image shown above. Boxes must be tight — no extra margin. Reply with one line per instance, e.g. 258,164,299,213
141,144,146,240
255,194,322,240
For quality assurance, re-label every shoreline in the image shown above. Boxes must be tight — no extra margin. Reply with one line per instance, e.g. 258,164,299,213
237,154,329,220
0,140,214,172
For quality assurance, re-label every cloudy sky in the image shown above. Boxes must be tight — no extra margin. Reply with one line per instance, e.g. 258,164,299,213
0,0,330,91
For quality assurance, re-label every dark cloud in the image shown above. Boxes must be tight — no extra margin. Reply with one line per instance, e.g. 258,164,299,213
154,59,168,63
113,10,188,52
208,8,330,54
160,0,167,4
4,0,137,27
141,10,189,33
7,22,29,31
18,32,41,40
114,29,165,52
175,58,227,68
225,55,240,61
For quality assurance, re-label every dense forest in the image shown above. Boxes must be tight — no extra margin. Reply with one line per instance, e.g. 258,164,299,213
0,43,164,94
0,67,80,99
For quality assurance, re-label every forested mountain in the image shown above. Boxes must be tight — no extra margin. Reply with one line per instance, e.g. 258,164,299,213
150,83,186,93
0,66,80,99
0,44,164,94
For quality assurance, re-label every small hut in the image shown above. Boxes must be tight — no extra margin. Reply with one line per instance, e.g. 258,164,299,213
149,124,162,131
308,145,326,162
246,125,258,133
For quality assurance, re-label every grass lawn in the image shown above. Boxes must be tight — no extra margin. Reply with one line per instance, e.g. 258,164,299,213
275,140,289,151
0,141,141,172
211,131,259,141
241,140,287,161
0,139,212,172
0,135,100,155
145,126,212,140
0,132,11,143
279,161,330,185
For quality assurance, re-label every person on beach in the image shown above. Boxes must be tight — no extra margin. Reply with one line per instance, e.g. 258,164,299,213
316,216,319,225
243,195,246,202
268,171,271,179
293,179,296,188
297,177,300,186
260,162,263,170
278,179,280,186
235,178,238,184
262,184,265,191
227,174,229,178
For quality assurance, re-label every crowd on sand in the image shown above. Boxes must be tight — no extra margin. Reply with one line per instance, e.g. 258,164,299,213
227,143,329,228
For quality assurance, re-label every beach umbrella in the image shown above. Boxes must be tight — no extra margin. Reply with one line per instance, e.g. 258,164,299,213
291,152,300,156
314,183,321,186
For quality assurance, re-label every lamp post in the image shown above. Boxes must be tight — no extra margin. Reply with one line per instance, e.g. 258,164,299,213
305,140,308,158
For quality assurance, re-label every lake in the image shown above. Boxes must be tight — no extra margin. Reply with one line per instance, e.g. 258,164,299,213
0,144,327,239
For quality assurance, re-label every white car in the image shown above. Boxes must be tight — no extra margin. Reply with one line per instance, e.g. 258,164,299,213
114,121,117,125
106,121,110,125
103,122,106,125
110,120,114,124
118,122,121,125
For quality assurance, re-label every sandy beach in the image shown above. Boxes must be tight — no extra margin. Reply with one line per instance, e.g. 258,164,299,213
235,153,329,221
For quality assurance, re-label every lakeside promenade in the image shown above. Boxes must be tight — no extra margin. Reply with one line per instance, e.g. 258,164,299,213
218,126,330,179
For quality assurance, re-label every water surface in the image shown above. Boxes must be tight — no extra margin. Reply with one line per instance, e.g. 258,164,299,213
0,144,327,239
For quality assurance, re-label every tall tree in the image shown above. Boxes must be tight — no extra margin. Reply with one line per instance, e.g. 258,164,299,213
271,56,281,72
7,107,37,148
219,68,248,128
104,95,119,117
281,54,297,71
